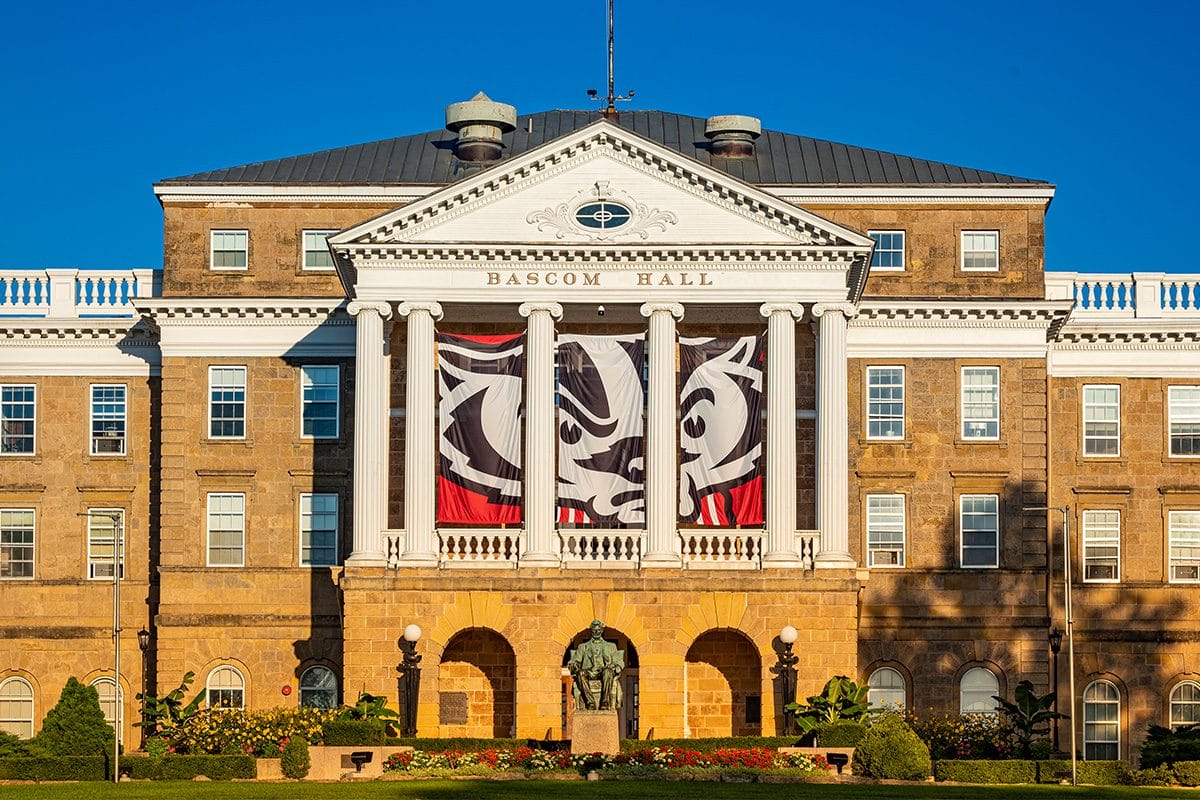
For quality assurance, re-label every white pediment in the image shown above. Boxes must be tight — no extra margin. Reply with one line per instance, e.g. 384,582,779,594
330,120,874,250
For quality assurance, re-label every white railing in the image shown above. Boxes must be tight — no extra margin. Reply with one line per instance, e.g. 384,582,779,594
560,530,644,567
385,531,406,568
438,529,522,567
795,531,820,569
0,268,160,318
1046,272,1200,319
680,529,765,568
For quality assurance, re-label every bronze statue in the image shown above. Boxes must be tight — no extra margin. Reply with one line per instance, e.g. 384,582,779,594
567,619,624,711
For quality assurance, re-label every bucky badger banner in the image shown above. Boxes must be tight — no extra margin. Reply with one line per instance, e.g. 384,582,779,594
436,332,524,524
678,335,765,526
556,334,646,525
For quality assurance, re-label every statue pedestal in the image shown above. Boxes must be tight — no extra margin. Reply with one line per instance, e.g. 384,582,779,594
570,710,620,755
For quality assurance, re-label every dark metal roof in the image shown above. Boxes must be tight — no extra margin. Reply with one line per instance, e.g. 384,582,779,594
160,110,1047,187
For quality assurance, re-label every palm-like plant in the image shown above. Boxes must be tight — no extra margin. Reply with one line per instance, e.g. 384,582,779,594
135,671,205,736
993,679,1063,756
785,676,872,733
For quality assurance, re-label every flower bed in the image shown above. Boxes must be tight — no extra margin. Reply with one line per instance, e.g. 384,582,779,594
173,707,339,756
383,745,825,775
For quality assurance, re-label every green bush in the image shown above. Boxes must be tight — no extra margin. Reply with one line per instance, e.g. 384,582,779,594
1036,759,1130,785
280,737,310,779
934,759,1037,784
396,737,528,752
1027,738,1054,760
618,737,800,753
34,677,115,757
176,707,335,755
811,722,867,747
903,709,1015,759
854,714,932,781
321,718,385,746
160,754,256,780
0,753,254,782
122,755,164,780
0,731,44,757
0,756,106,781
1141,723,1200,768
1174,760,1200,787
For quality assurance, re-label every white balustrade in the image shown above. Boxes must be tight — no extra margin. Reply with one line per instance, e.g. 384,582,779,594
795,531,820,570
1045,272,1200,319
0,271,52,313
438,529,523,567
680,529,765,569
560,530,644,567
385,531,406,569
0,268,159,317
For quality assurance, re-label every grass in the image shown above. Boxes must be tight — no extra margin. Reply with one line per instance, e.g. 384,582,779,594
0,782,1198,800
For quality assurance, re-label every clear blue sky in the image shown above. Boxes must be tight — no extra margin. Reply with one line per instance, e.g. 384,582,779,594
1,0,1195,272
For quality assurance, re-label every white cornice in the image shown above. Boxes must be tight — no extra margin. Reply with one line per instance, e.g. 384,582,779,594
134,298,349,322
133,298,354,357
153,184,433,203
854,300,1073,327
773,186,1054,204
342,244,863,269
847,300,1071,358
0,321,159,376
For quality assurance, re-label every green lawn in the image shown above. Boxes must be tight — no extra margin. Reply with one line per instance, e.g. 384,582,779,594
0,782,1197,800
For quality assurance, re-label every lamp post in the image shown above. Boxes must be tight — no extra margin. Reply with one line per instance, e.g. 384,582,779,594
773,625,799,735
1026,505,1076,787
83,510,123,784
1048,627,1063,752
136,628,150,751
398,624,422,737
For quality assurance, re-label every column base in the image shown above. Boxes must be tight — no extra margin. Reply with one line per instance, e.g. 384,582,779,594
641,553,682,567
814,553,857,569
345,552,387,567
761,553,805,569
520,552,561,568
399,552,439,568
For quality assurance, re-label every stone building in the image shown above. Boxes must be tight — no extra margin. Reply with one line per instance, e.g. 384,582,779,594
1,96,1197,760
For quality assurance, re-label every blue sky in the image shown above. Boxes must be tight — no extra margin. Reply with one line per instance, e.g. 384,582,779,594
1,0,1195,272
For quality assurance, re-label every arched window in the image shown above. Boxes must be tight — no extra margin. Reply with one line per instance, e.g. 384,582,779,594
1083,680,1120,760
959,667,1000,714
0,677,34,738
90,677,124,743
299,666,337,709
1170,681,1200,729
206,666,245,710
867,667,906,711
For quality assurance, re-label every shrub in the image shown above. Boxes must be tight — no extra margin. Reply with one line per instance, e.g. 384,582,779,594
0,731,44,757
993,680,1063,758
34,677,115,757
787,676,871,733
854,714,931,781
160,754,256,780
136,672,204,739
811,722,867,747
1174,760,1200,787
144,736,170,758
1141,723,1200,768
934,759,1037,784
1028,738,1054,760
395,737,527,752
903,708,1015,759
321,718,386,746
0,756,106,781
280,737,310,779
618,737,800,753
176,707,336,755
1036,759,1130,785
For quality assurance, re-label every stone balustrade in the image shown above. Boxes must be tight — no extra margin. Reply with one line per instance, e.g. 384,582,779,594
1045,272,1200,319
0,268,160,317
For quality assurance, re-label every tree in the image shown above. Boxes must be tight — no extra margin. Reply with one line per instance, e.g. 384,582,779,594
136,671,205,738
993,679,1063,757
35,677,115,756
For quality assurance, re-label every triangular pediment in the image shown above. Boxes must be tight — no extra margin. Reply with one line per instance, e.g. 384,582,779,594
329,120,875,250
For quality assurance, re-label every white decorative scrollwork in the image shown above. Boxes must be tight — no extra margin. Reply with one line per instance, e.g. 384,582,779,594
526,181,677,242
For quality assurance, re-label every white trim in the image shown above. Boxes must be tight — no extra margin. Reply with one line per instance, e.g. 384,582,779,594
1081,509,1121,584
865,493,906,568
208,365,247,440
206,492,246,568
0,676,35,738
205,664,246,710
0,383,36,456
960,366,1001,441
301,230,339,272
1082,679,1121,761
867,230,906,272
959,666,1000,713
866,666,907,710
89,383,127,457
1082,384,1121,458
210,229,249,271
865,365,905,440
960,230,1000,272
1168,386,1200,458
0,508,36,581
89,676,125,745
299,492,339,568
86,507,126,581
1170,680,1200,729
959,494,1000,569
300,365,340,440
1168,510,1200,584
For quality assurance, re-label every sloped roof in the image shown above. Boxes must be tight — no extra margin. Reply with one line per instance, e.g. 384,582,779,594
160,110,1046,187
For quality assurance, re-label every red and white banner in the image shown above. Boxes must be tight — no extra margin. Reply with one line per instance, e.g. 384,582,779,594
436,332,524,524
678,335,765,526
556,334,646,526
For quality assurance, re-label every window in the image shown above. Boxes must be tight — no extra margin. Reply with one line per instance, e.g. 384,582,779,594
1082,510,1120,583
207,493,245,567
209,366,246,439
302,230,338,270
299,666,337,709
210,230,248,270
1083,680,1120,760
867,667,906,710
1171,682,1200,729
961,367,1000,440
960,494,999,568
301,365,339,439
1169,511,1200,583
206,666,245,710
300,493,338,567
1083,385,1120,456
1,384,35,454
0,677,34,738
91,677,124,743
1169,386,1200,456
87,509,125,580
960,667,999,714
961,230,999,271
0,509,35,579
866,366,904,439
866,494,905,567
89,384,126,455
868,230,905,270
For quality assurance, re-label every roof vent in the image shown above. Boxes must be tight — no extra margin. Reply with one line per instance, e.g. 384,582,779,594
445,92,517,162
704,115,762,158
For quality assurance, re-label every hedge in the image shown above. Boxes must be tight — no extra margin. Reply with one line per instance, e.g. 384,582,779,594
0,754,254,782
389,737,528,752
811,722,867,748
0,756,107,781
320,719,386,746
619,737,801,753
1174,761,1200,787
934,759,1038,784
160,754,255,780
1036,759,1129,785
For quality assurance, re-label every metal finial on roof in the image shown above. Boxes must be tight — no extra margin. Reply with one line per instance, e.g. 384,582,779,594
586,0,634,120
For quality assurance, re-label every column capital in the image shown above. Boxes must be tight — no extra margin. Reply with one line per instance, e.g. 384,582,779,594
347,300,393,320
811,302,857,320
397,301,444,321
639,302,685,321
758,302,805,320
518,301,564,320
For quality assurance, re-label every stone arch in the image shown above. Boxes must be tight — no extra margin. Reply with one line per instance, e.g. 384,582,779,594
561,626,641,740
438,627,516,738
686,628,762,737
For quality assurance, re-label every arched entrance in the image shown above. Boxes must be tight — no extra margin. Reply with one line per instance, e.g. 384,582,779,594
561,627,640,740
438,628,516,737
686,629,762,737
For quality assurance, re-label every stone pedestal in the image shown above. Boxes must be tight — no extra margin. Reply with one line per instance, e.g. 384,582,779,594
570,710,620,755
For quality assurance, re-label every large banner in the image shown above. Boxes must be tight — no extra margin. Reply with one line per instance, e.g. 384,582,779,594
556,334,646,525
678,335,765,526
437,332,524,524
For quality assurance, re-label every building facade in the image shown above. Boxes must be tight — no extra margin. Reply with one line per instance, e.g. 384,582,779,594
1,99,1198,760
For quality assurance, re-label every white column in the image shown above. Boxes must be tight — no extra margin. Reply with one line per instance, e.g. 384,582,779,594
518,301,564,566
347,300,393,565
398,301,443,566
759,303,805,566
639,302,684,565
813,302,856,568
